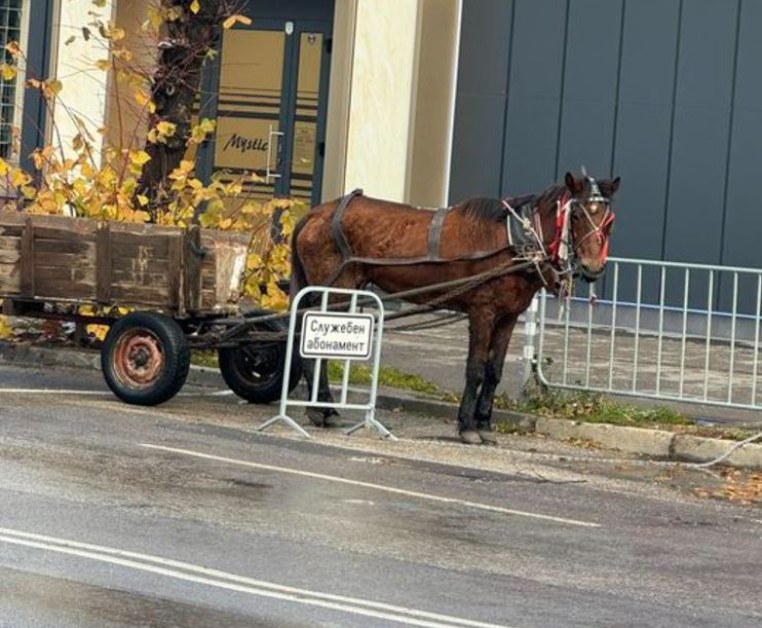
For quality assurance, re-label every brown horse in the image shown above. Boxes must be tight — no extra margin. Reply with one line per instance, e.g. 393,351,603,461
290,172,620,444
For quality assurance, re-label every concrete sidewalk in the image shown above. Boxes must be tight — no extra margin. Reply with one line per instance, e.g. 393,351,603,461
1,336,762,469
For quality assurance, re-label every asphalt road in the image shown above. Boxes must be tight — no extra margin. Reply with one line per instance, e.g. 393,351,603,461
0,364,761,627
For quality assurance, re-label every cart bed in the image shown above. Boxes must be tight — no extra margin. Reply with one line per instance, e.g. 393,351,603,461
0,213,250,317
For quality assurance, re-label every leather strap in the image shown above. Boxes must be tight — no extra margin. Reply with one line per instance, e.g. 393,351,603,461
331,188,363,261
427,207,449,259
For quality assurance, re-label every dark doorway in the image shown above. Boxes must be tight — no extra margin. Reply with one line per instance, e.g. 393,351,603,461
199,0,334,206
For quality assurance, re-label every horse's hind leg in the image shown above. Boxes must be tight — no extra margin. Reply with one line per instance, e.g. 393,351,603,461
474,313,519,444
297,291,342,427
301,278,362,428
458,310,496,444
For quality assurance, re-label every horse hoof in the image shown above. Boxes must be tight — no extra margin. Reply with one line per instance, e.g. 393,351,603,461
306,408,327,427
322,412,345,429
478,429,498,445
459,429,482,445
306,408,342,428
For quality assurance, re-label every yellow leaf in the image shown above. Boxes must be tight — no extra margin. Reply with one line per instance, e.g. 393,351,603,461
0,158,8,177
109,26,126,41
137,194,149,207
95,59,111,71
190,0,201,14
92,0,107,7
223,14,252,29
0,316,14,339
0,63,16,81
156,121,176,137
10,168,30,187
130,150,151,166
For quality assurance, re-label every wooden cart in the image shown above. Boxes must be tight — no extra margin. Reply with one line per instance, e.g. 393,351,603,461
0,212,300,405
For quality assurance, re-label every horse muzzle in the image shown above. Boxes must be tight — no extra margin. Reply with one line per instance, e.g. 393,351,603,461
577,264,606,283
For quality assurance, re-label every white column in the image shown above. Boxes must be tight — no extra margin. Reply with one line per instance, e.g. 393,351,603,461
344,0,420,202
50,0,115,162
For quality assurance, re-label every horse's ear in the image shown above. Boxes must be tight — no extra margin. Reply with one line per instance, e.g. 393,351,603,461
601,176,621,197
565,172,583,195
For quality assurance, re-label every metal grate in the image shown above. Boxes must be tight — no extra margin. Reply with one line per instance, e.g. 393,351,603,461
0,0,22,159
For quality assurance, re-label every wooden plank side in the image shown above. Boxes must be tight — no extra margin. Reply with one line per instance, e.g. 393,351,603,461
111,269,171,286
184,225,203,313
0,248,20,264
0,263,20,293
109,232,170,257
34,237,94,256
167,234,184,314
34,264,96,300
110,283,173,307
20,217,34,297
111,256,170,275
96,223,111,303
200,229,249,308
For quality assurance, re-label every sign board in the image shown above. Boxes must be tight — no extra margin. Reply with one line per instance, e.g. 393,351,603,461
300,312,374,360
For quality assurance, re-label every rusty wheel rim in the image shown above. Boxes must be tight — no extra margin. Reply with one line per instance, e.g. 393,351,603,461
112,329,164,389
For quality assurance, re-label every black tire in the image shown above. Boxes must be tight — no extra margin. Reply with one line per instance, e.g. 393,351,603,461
101,312,190,406
218,313,302,404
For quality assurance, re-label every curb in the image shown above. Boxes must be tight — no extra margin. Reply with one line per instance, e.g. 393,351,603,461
1,342,761,469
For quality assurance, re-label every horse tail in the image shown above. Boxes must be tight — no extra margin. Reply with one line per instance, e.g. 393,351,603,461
289,212,311,302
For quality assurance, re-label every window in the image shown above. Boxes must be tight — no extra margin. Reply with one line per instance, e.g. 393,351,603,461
0,0,23,159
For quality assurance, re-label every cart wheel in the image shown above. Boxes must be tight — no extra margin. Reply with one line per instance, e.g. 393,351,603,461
218,314,302,404
101,312,190,406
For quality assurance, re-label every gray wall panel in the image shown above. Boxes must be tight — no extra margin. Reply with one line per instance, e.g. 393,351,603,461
722,111,762,268
611,104,672,260
508,0,567,99
612,0,679,263
664,110,731,263
563,0,622,103
556,0,621,178
674,0,738,109
722,0,762,268
502,100,561,194
449,0,513,201
456,0,513,96
619,0,680,106
557,103,615,177
500,0,566,194
450,94,507,200
734,0,762,110
663,0,738,264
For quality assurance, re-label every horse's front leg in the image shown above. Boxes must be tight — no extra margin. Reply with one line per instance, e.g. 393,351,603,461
474,313,519,444
458,311,495,445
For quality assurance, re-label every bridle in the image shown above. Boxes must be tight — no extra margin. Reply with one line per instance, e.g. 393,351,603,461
549,176,615,281
569,176,615,265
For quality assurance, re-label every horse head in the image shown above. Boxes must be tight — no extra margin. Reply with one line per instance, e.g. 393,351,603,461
564,171,620,282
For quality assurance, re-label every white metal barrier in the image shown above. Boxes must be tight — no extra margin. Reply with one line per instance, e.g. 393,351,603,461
257,286,394,439
530,256,762,411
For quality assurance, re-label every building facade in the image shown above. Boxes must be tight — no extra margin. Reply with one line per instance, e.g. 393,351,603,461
4,0,762,274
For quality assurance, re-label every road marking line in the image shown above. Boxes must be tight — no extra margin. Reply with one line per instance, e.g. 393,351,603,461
140,443,600,528
0,528,514,628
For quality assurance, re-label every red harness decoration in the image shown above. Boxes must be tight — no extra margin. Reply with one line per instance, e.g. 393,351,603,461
598,211,615,264
548,191,570,266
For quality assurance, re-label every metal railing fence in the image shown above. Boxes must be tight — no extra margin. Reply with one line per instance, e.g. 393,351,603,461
533,256,762,411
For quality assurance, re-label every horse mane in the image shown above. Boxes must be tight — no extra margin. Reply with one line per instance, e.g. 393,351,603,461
458,183,567,224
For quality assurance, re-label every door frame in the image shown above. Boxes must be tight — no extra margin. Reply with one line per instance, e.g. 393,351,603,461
196,17,333,206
